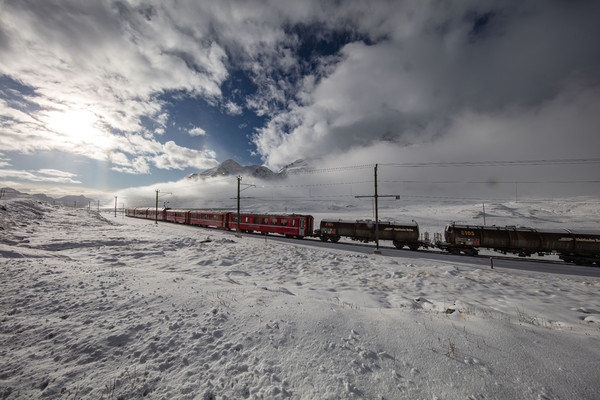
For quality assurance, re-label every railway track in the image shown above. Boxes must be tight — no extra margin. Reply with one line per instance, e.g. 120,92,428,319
251,232,578,267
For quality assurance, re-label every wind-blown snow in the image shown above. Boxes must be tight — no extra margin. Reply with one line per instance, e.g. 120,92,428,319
1,197,599,399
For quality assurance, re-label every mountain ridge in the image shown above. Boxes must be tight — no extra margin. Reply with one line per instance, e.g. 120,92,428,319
185,159,311,180
1,187,95,207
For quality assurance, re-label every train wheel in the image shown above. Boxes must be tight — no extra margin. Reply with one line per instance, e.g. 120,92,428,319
409,244,419,251
560,255,574,263
320,236,328,242
330,236,340,243
393,241,403,250
464,248,479,256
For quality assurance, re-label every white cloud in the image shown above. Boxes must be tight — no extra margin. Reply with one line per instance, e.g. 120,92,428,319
1,0,600,195
0,0,228,172
224,101,243,116
0,152,10,168
189,127,207,136
37,169,78,178
153,141,218,171
0,169,81,184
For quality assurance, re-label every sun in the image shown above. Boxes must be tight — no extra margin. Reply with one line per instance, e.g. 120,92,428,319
46,109,112,149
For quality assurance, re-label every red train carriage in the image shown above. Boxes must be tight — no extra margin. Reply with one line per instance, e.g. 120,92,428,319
189,211,228,229
164,209,190,224
134,208,150,218
147,208,166,221
126,208,136,217
227,213,314,238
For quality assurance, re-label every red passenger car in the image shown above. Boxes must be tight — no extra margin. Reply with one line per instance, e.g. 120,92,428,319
148,208,166,221
134,208,149,218
189,211,228,229
165,209,190,224
227,213,314,238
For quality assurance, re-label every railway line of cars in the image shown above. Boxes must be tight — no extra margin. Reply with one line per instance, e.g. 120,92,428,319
126,207,600,266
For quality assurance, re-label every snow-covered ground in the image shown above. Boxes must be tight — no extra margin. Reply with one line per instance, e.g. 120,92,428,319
1,196,599,399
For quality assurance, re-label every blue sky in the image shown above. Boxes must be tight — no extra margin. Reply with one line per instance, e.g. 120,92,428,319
1,0,600,203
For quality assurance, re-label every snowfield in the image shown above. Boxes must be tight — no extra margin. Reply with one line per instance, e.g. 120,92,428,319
1,197,600,399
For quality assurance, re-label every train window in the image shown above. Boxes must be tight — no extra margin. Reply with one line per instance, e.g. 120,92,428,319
292,220,296,227
254,217,260,224
232,216,238,222
281,219,288,226
271,218,278,225
244,217,249,223
263,218,269,224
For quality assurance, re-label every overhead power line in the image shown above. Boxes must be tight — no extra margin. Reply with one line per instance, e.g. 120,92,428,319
380,157,600,168
284,164,375,175
381,179,600,185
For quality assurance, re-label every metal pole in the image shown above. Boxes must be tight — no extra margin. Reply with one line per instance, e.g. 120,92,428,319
155,189,159,224
237,176,241,232
483,202,486,226
374,164,379,250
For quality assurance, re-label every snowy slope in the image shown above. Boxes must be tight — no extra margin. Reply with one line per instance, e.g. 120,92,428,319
1,196,599,399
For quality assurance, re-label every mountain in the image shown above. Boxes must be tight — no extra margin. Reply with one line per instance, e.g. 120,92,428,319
56,194,96,208
1,187,94,208
277,159,311,176
186,159,278,180
186,159,313,181
33,193,54,203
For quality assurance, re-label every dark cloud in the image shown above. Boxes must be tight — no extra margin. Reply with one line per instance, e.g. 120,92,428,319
251,0,600,174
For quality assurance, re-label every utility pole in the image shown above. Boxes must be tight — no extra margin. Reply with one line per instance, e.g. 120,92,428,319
483,202,486,226
237,176,241,232
374,164,379,250
155,189,159,224
154,190,172,224
354,164,401,253
234,176,255,233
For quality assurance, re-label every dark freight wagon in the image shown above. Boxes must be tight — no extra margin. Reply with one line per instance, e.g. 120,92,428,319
443,223,600,265
318,219,421,250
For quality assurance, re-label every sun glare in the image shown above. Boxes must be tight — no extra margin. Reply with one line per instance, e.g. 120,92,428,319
46,109,112,149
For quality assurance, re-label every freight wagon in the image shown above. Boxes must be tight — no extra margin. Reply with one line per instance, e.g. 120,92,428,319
442,223,600,265
317,219,421,250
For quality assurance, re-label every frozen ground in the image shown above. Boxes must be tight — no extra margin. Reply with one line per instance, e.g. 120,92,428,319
1,196,599,399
